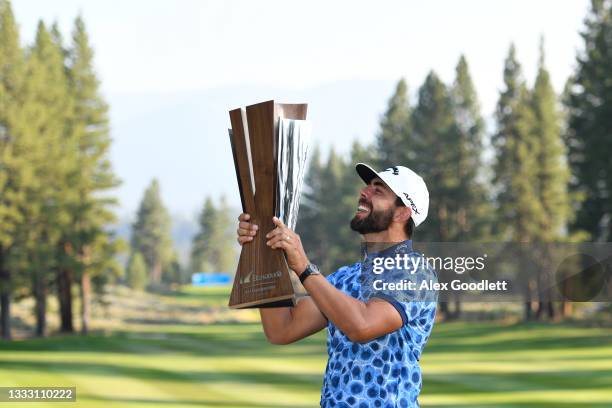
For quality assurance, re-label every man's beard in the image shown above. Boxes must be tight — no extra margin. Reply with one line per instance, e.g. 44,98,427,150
350,203,395,234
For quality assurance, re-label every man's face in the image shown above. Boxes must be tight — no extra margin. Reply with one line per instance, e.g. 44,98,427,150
350,177,399,234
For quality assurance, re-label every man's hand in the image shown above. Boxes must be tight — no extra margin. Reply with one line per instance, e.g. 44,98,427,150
265,217,309,275
236,213,258,245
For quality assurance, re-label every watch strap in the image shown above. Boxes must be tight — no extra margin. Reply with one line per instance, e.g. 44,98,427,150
299,264,320,284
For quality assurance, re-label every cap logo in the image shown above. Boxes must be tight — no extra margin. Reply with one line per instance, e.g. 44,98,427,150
382,167,399,175
403,193,420,214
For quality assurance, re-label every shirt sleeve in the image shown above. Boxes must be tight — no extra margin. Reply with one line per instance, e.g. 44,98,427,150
370,255,438,326
326,271,337,287
325,263,355,289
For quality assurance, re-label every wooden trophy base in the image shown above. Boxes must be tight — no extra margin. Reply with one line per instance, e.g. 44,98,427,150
228,224,303,309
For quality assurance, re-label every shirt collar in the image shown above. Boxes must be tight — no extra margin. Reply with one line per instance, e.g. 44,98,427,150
361,239,413,261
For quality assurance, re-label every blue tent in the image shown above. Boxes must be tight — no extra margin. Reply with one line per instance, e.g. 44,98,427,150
191,272,231,286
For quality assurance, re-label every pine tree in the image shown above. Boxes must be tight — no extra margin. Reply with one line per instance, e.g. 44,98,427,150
566,0,612,240
531,40,573,320
424,56,493,319
411,71,457,242
297,147,326,266
376,79,414,168
162,250,183,285
492,45,544,242
409,71,464,320
211,196,237,273
79,231,124,333
348,140,375,166
0,0,25,340
131,179,173,285
21,21,75,337
127,252,147,291
318,150,352,272
189,196,236,274
190,197,216,273
65,15,120,334
493,45,545,321
337,141,376,264
296,148,351,272
450,55,492,241
45,21,79,334
532,40,571,241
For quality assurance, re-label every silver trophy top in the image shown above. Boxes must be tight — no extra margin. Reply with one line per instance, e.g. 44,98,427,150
276,118,312,231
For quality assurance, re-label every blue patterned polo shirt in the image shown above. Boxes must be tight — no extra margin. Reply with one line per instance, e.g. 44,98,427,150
320,240,438,408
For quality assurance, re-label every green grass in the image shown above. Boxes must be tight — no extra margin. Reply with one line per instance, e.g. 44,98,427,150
0,286,611,407
162,285,231,308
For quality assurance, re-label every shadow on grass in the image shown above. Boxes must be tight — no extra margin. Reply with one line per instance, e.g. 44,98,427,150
1,321,611,407
425,321,612,353
427,404,612,408
0,358,609,395
0,359,324,389
424,370,612,394
166,286,230,301
1,322,611,359
124,318,214,325
84,395,314,407
0,323,327,358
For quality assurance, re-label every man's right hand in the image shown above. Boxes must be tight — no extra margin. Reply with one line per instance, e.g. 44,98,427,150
237,213,258,245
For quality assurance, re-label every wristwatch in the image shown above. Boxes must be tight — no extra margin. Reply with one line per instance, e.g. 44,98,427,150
299,263,321,284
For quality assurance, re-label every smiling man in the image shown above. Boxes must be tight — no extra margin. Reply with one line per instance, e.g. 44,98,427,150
237,163,438,408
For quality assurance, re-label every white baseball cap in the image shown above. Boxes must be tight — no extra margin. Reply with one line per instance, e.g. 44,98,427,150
355,163,429,227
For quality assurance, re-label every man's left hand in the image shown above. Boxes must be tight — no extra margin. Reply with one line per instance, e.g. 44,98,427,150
266,217,309,275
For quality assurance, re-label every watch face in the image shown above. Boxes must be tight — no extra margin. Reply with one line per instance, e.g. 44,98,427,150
310,264,320,274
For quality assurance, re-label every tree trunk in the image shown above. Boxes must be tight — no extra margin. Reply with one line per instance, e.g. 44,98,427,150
438,302,449,321
560,262,573,317
0,290,9,340
34,274,47,337
523,270,532,321
451,298,462,319
0,248,11,340
534,263,544,320
57,267,74,333
535,246,555,321
546,301,555,320
535,301,543,320
524,301,533,321
151,258,162,285
524,277,534,321
560,301,573,317
80,271,91,335
437,204,452,321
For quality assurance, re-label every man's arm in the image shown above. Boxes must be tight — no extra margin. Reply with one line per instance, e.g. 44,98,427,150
259,296,328,345
265,217,404,343
302,274,403,343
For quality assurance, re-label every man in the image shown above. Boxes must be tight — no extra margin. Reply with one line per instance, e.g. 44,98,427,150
237,163,438,407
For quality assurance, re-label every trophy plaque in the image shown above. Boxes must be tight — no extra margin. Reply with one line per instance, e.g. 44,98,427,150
228,100,311,309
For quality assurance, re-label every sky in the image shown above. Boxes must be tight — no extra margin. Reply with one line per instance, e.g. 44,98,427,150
13,0,592,218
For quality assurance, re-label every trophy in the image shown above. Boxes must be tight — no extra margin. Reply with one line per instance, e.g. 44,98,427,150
227,100,311,308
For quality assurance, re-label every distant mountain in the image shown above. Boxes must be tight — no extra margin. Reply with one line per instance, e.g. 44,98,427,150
107,80,397,217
